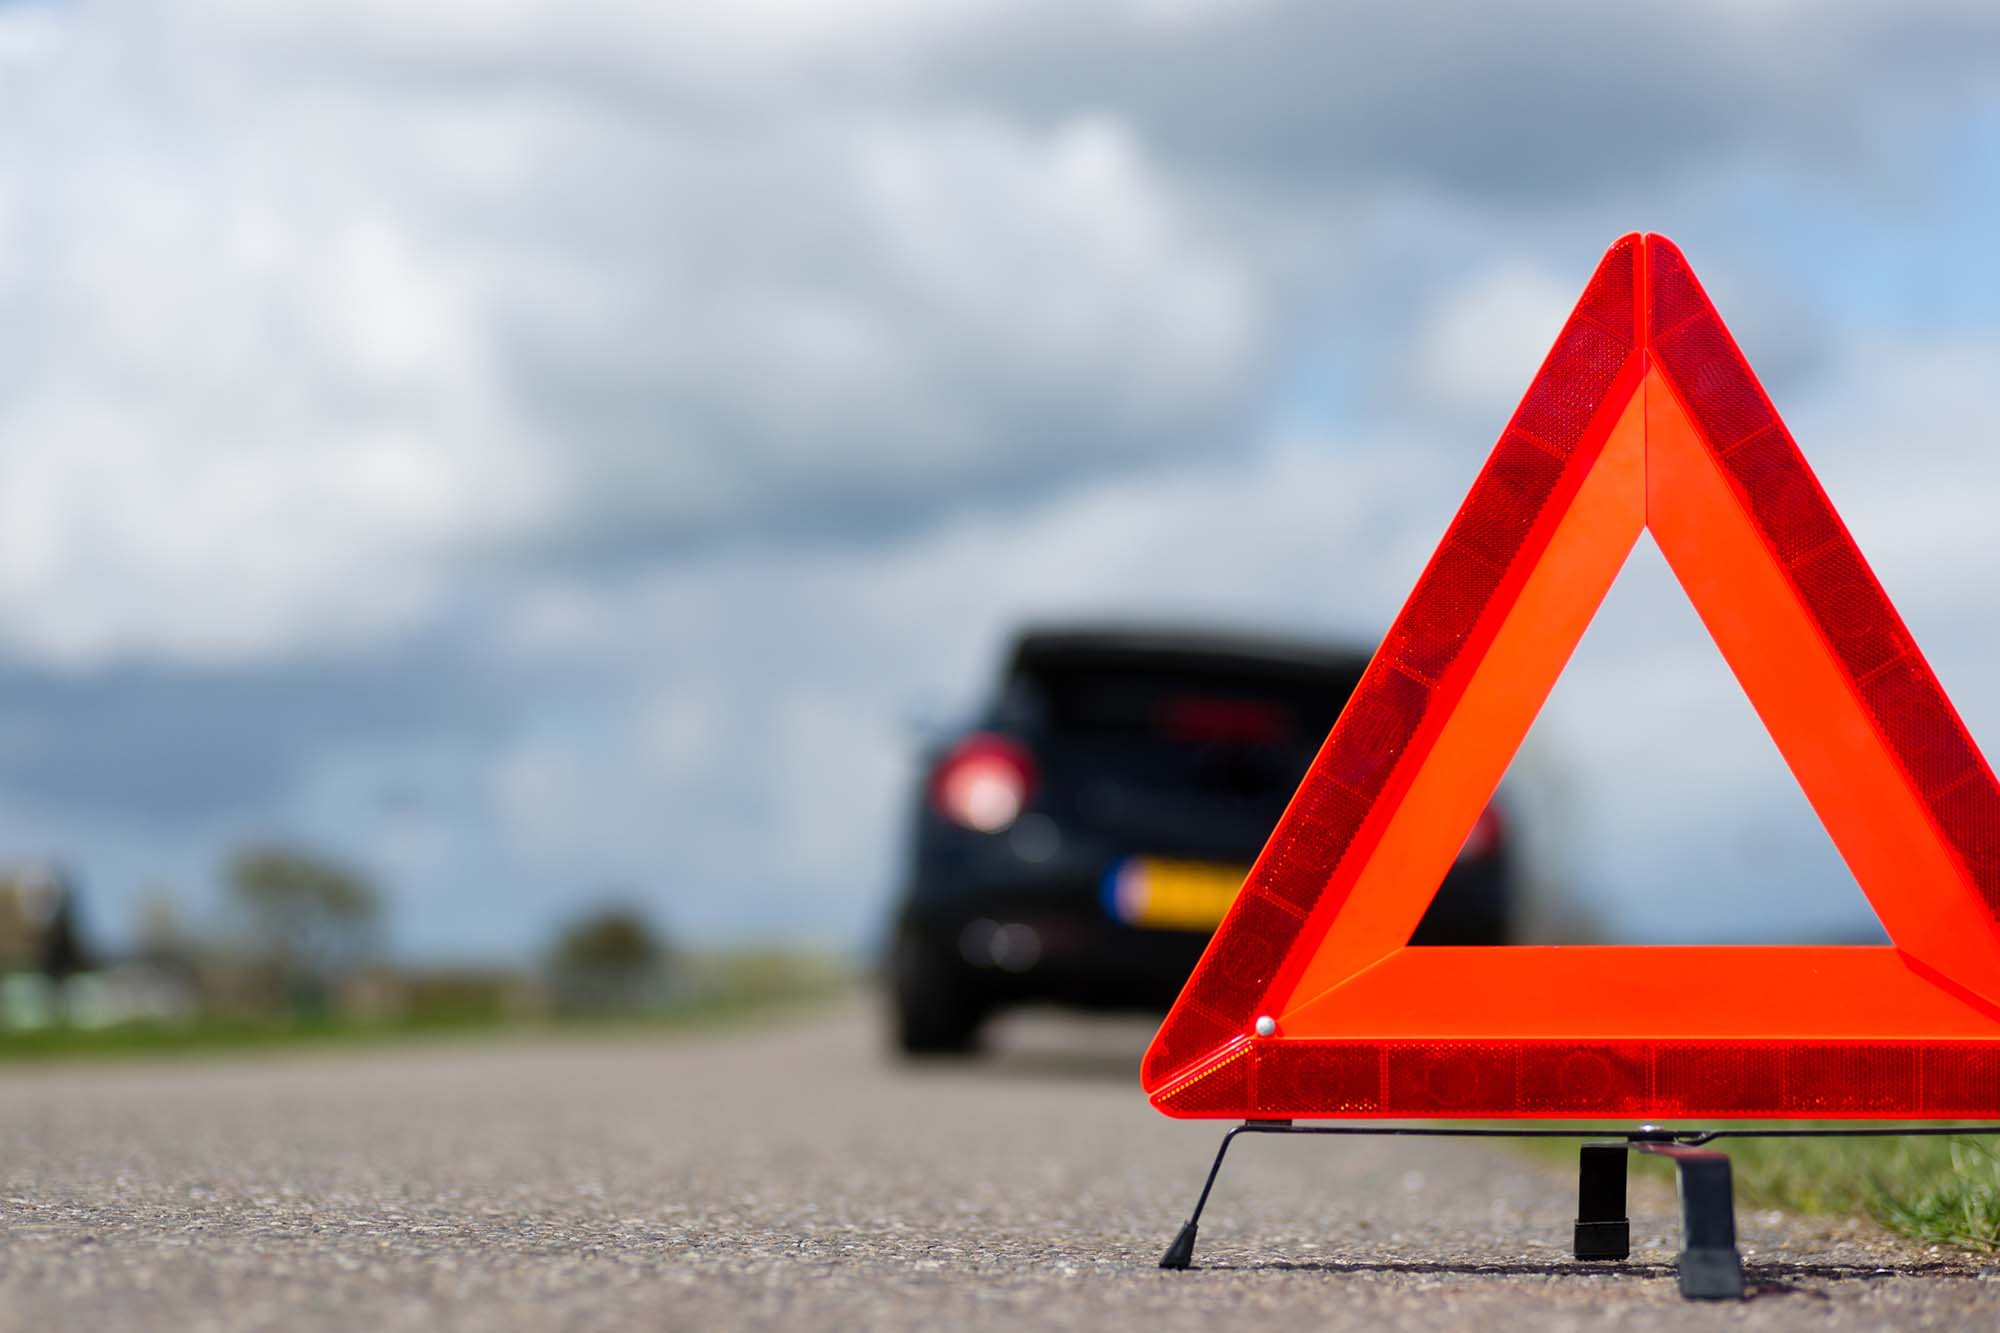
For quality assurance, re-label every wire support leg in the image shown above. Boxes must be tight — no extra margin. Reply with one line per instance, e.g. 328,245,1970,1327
1161,1122,1264,1269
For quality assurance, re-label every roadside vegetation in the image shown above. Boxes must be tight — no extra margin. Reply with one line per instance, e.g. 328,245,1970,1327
1708,1133,2000,1251
0,844,851,1061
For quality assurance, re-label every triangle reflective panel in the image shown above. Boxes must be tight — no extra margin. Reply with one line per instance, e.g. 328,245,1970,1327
1143,234,2000,1120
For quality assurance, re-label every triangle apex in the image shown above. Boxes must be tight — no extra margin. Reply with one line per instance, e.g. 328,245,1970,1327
1644,232,1689,262
1597,232,1643,263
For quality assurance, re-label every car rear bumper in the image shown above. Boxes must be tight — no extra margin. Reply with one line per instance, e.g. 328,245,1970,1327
896,891,1210,1010
893,852,1511,1012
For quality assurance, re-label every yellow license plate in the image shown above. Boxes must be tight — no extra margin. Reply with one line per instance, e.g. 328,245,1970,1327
1106,857,1249,930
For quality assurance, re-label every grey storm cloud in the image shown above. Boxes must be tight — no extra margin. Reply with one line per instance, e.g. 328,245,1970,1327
2,0,1271,647
930,1,2000,200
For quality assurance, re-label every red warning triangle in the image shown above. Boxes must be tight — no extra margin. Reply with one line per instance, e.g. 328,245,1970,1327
1143,234,2000,1120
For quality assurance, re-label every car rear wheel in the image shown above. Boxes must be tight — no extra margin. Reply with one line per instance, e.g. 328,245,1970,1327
889,934,986,1057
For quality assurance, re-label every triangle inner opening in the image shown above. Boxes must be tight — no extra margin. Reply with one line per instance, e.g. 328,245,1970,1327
1486,533,1885,946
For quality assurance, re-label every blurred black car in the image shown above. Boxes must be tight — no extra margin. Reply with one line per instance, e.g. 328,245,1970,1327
886,624,1515,1054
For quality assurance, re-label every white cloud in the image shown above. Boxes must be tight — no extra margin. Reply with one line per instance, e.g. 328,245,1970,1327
1416,265,1579,418
0,6,1267,667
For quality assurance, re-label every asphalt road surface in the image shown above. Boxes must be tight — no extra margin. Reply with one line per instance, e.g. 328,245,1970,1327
1,1004,1996,1331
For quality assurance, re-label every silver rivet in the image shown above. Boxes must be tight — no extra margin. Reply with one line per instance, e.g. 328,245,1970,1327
1254,1015,1276,1038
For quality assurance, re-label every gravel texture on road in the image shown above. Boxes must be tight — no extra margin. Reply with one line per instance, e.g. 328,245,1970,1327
0,1003,1995,1331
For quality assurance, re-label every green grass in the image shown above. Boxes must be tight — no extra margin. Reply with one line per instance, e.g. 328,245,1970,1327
1707,1132,2000,1250
0,970,855,1064
1525,1129,2000,1251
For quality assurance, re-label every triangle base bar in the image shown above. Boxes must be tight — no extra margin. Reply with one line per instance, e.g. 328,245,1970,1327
1152,1036,2000,1119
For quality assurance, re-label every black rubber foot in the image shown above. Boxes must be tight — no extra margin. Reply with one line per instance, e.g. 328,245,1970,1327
1677,1246,1746,1300
1572,1217,1630,1261
1160,1221,1198,1270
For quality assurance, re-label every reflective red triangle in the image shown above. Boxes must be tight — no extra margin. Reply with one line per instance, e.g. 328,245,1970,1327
1142,234,2000,1120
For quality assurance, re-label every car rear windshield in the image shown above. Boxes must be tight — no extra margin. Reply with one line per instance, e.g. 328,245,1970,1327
1008,655,1362,749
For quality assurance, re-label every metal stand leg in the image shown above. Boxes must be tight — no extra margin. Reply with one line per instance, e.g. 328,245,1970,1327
1635,1142,1745,1300
1161,1122,1267,1270
1573,1142,1630,1260
1159,1219,1199,1270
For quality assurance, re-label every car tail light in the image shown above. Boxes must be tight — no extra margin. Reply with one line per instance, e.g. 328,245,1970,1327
1458,802,1504,862
930,734,1037,832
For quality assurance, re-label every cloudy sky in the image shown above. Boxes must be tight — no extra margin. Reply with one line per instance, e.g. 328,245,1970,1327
4,0,2000,957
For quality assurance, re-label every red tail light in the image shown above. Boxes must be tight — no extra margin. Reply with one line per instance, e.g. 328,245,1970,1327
1458,802,1504,862
930,734,1037,832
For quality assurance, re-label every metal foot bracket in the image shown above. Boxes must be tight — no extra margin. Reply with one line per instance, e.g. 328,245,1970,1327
1572,1135,1743,1298
1632,1140,1744,1300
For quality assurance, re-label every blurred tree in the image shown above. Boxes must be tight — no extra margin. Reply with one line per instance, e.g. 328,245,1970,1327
226,845,383,1016
132,886,187,960
32,866,87,983
548,906,668,1013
